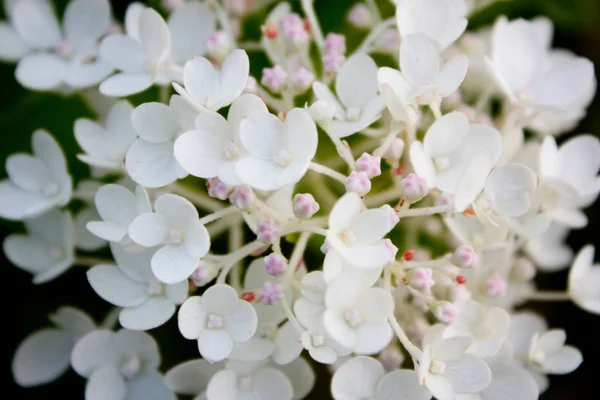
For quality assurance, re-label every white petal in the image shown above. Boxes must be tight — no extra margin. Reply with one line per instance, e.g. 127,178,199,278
436,55,469,96
128,371,177,400
100,72,153,97
216,49,249,110
323,309,356,349
178,296,207,339
481,365,538,400
71,330,119,377
251,368,294,400
224,301,258,342
85,366,126,400
229,337,276,361
165,279,189,304
331,356,383,399
12,0,61,48
336,53,379,109
198,329,233,362
126,139,186,188
202,284,240,315
138,8,171,63
312,81,345,120
119,297,176,330
376,369,431,400
239,110,285,159
4,234,54,273
325,273,365,309
410,142,436,187
285,108,318,161
352,209,392,243
485,164,537,217
128,213,169,247
227,94,268,137
5,154,49,192
63,0,110,47
180,57,219,107
155,193,199,229
16,52,66,90
444,354,492,394
400,33,440,85
359,288,394,322
540,345,583,374
95,184,139,225
424,111,469,158
12,329,73,387
165,359,222,395
205,370,238,400
328,192,362,233
185,221,211,259
168,1,215,62
151,244,199,284
87,265,149,307
0,22,30,61
353,323,393,355
132,102,179,143
272,321,303,365
235,158,281,191
100,34,147,73
454,154,494,211
48,306,96,338
277,357,316,399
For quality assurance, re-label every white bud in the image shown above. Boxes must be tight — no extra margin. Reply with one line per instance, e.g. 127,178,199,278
448,285,472,302
309,100,336,123
379,346,404,371
347,3,373,28
190,260,219,287
432,301,459,323
293,193,320,219
380,137,405,163
409,267,435,291
452,245,478,268
230,185,255,210
206,31,232,62
355,153,381,178
512,257,536,282
400,173,429,202
345,171,371,196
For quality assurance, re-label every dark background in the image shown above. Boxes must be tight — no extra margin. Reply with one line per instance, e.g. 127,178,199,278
1,0,599,398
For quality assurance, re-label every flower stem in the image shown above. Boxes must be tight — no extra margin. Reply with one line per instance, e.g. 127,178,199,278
229,223,244,291
217,241,266,284
309,162,347,184
355,17,395,54
301,0,325,53
207,0,237,48
198,206,240,225
169,183,223,212
286,232,311,279
397,204,454,218
76,256,112,267
527,291,570,302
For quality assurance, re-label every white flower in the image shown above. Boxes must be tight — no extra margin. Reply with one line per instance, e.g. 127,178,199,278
128,193,210,284
378,33,468,107
87,243,188,330
394,0,468,49
294,271,328,328
178,284,258,362
312,53,385,138
445,300,510,357
568,245,600,315
165,359,223,399
126,95,196,188
419,324,492,400
301,318,351,365
173,49,249,111
74,101,137,170
86,183,151,243
4,209,74,284
236,108,318,191
0,130,71,221
524,223,573,272
174,94,268,186
71,329,176,400
326,192,393,269
167,1,217,64
12,307,95,387
323,273,394,354
2,0,113,91
206,360,293,400
323,249,384,286
331,356,431,400
73,207,107,251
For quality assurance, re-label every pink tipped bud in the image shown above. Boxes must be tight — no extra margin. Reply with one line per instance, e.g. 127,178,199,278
324,33,346,54
409,267,435,291
383,239,398,262
309,100,336,122
290,67,314,93
347,3,373,28
448,285,472,302
261,65,287,93
258,282,284,304
356,153,381,178
264,253,288,278
280,14,309,46
432,301,459,323
400,173,429,203
206,30,231,62
379,204,400,226
190,260,219,287
452,245,478,268
379,137,405,164
224,0,247,15
379,346,404,372
293,193,320,219
257,219,281,243
346,171,371,196
512,257,536,282
375,28,400,52
323,52,346,74
207,177,232,200
230,185,255,210
484,273,507,297
244,76,258,94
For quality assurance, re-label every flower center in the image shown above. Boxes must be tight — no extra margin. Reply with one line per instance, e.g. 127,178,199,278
49,247,64,261
120,356,141,380
224,142,241,159
429,360,446,374
311,334,325,347
56,41,73,57
274,149,292,167
168,229,184,244
346,107,361,121
344,309,363,328
44,182,59,197
259,323,278,339
340,229,357,245
238,376,253,391
147,280,164,296
207,314,223,329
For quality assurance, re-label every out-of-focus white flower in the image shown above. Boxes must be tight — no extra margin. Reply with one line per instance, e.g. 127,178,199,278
378,33,468,108
0,130,71,221
87,243,188,330
178,284,257,362
165,359,223,399
394,0,468,49
71,329,176,400
12,307,96,387
174,94,267,186
4,209,74,284
301,318,351,365
236,108,318,191
312,53,385,138
568,245,600,315
331,356,431,400
128,193,210,284
173,49,249,111
294,271,328,328
74,101,137,170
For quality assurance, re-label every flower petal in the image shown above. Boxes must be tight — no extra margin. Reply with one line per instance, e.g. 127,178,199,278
87,265,149,307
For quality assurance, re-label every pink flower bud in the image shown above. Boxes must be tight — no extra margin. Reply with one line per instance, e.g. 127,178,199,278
379,137,405,163
379,204,400,226
512,257,536,282
345,171,371,196
410,267,435,291
448,285,472,302
485,273,507,297
264,253,288,277
293,193,320,219
400,173,429,202
230,185,255,210
379,346,404,372
309,100,336,122
190,260,219,287
206,30,231,61
258,282,284,304
347,3,373,28
432,301,459,323
323,52,346,74
452,245,478,268
207,177,232,200
244,76,258,94
257,219,281,243
290,67,314,93
280,14,309,46
324,33,346,54
261,65,287,92
376,28,400,52
356,153,381,178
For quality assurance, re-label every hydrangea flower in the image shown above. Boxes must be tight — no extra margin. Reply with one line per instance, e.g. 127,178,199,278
568,245,600,315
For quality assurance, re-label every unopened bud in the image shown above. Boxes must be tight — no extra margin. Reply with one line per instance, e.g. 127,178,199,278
207,177,232,200
448,285,472,302
356,153,381,178
293,193,320,219
512,257,536,282
484,273,507,297
409,267,435,291
206,31,231,62
261,65,287,93
230,185,255,210
347,3,373,28
380,137,405,164
258,282,284,304
280,14,309,46
290,67,314,93
379,346,404,371
400,173,428,203
264,253,288,278
244,76,258,94
323,52,345,74
309,100,336,123
375,28,400,53
190,260,219,287
257,219,281,243
452,245,478,268
224,0,247,15
432,301,459,323
345,171,371,196
324,33,346,54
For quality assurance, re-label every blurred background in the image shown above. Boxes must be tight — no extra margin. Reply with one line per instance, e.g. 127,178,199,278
1,0,599,398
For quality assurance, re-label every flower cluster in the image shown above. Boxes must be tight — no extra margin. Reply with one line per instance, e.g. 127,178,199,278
3,0,598,399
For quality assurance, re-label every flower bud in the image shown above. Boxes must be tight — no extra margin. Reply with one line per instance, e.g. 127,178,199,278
409,267,435,291
356,153,381,178
452,245,478,268
261,65,287,93
347,3,373,29
244,76,258,94
512,257,536,282
293,193,320,219
290,67,314,93
380,137,405,164
280,14,309,47
379,204,399,226
345,171,371,196
207,177,232,200
432,301,459,323
190,260,219,287
379,346,404,372
206,30,231,62
323,52,346,74
258,282,284,304
264,253,288,278
448,285,472,302
400,173,428,203
257,219,281,243
224,0,247,15
230,185,255,210
375,28,400,53
309,100,336,123
324,33,346,54
484,273,507,297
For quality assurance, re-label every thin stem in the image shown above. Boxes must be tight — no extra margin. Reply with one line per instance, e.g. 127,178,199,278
326,132,356,171
207,214,242,237
159,85,170,103
198,206,239,225
286,232,311,279
366,0,382,22
229,223,244,291
364,188,400,207
207,0,237,48
76,256,112,267
283,222,328,237
217,241,266,284
402,255,452,270
527,291,570,302
239,41,263,51
255,86,286,112
309,162,347,184
254,200,289,224
301,0,325,54
355,18,395,54
397,204,454,218
169,183,223,212
430,101,442,120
